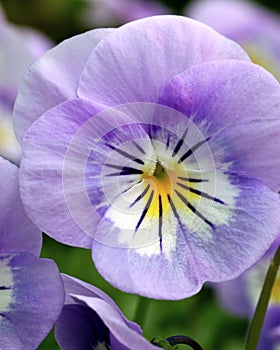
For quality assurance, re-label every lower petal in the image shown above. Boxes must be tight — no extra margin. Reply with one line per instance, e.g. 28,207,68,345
92,173,280,299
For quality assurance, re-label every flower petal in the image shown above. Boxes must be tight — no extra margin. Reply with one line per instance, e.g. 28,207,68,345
160,59,280,191
13,28,114,143
78,15,249,106
92,174,280,299
0,157,41,255
68,295,158,350
0,253,64,349
19,99,101,247
55,304,110,350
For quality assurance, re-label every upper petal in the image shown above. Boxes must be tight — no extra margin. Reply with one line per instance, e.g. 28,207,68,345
13,28,115,143
78,15,249,106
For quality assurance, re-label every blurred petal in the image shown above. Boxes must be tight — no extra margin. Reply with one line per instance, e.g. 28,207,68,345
0,157,41,255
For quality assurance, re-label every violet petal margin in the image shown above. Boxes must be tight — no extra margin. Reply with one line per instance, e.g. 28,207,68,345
0,157,42,255
13,28,115,143
0,253,64,350
55,274,157,350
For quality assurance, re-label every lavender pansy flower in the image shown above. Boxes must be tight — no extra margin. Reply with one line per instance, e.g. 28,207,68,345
55,274,158,350
214,238,280,350
15,16,280,299
187,0,280,81
83,0,170,27
0,157,65,349
0,6,52,164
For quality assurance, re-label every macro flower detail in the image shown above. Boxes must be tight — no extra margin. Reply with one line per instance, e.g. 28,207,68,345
15,16,280,299
55,274,158,350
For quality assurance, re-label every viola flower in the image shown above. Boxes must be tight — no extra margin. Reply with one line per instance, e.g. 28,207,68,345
55,274,158,349
15,16,280,299
83,0,170,27
0,157,65,349
214,238,280,350
187,0,280,81
0,5,52,164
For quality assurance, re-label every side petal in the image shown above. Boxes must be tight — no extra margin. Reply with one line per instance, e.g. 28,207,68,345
19,98,101,248
160,60,280,191
13,28,115,143
0,157,42,255
0,253,64,350
78,15,249,106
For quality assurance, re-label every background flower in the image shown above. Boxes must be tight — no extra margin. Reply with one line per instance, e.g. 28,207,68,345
0,5,52,164
187,0,280,81
82,0,170,27
0,157,65,349
213,238,280,350
55,274,158,349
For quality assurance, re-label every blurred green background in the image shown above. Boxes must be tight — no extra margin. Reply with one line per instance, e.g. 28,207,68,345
1,0,276,349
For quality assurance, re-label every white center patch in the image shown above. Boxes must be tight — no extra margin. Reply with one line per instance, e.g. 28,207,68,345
0,256,14,314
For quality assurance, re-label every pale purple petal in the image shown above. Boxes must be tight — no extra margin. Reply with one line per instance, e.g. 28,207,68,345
160,60,280,191
19,98,103,248
13,28,115,143
0,253,64,350
0,157,42,255
78,15,249,106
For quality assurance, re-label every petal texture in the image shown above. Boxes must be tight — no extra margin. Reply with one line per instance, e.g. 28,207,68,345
78,15,249,106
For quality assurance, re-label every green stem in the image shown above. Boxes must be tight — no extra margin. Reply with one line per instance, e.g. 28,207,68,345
245,244,280,350
133,296,151,329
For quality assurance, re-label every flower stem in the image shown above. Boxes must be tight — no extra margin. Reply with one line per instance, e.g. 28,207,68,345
133,296,151,329
245,244,280,350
